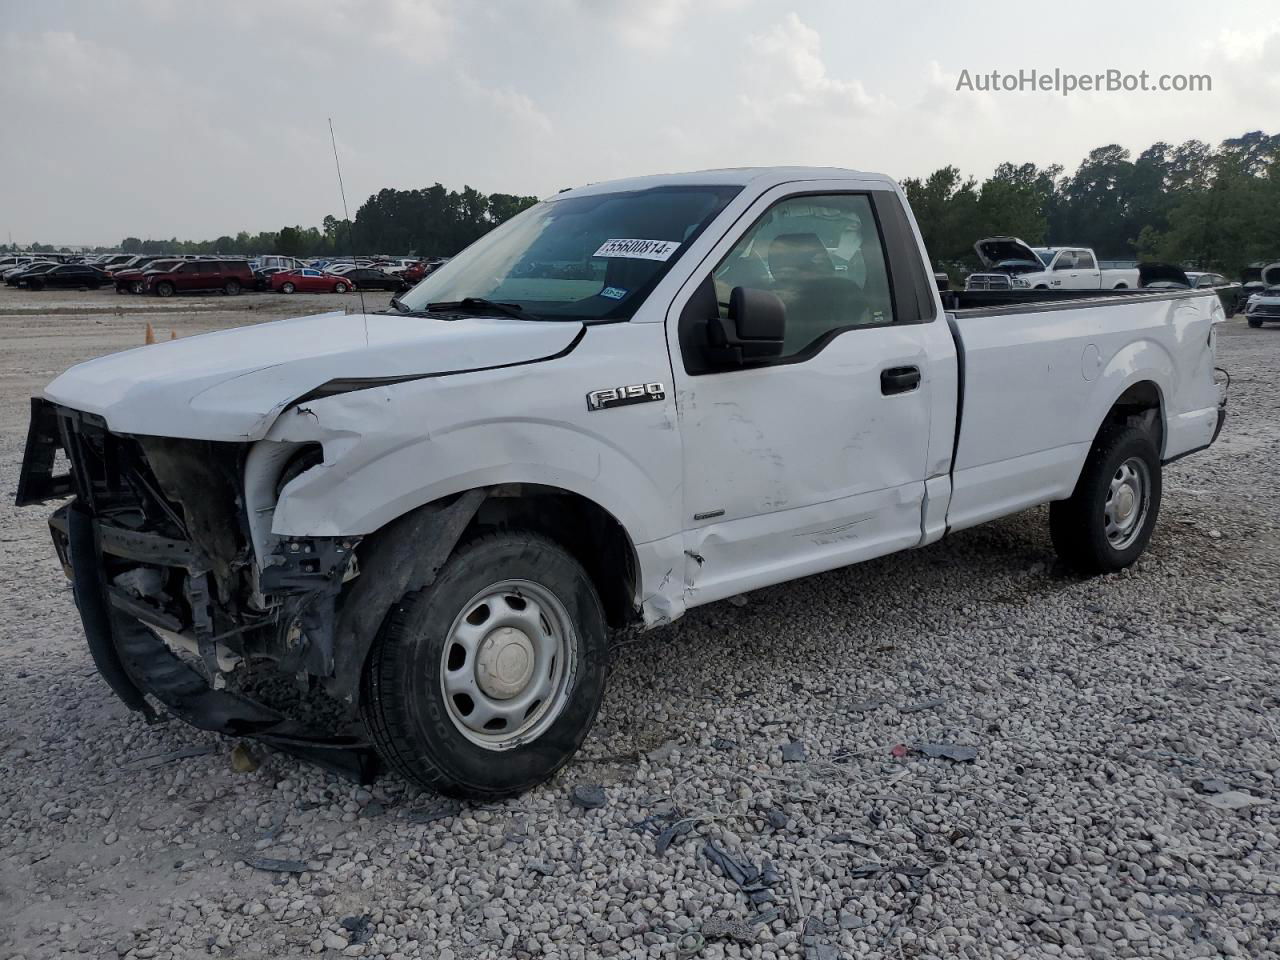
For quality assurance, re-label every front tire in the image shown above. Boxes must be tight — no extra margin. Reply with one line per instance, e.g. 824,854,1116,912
1248,317,1263,328
334,282,349,293
361,531,609,799
224,279,241,296
280,281,295,294
1050,425,1162,574
155,281,175,297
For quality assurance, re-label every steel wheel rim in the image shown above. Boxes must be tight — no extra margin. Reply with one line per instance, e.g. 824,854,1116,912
1104,456,1149,550
439,579,576,751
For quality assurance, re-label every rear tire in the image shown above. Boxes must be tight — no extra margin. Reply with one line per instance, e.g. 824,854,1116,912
1050,425,1162,574
360,531,609,799
224,279,241,296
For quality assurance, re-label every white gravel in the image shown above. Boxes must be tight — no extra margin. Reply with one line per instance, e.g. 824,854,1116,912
1,291,1278,959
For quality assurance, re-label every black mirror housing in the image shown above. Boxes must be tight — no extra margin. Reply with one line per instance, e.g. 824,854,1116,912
706,286,786,366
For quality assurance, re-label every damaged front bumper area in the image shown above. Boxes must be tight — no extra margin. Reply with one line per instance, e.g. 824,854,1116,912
17,398,378,781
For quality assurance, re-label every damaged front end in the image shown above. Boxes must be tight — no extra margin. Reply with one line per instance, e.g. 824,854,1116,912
18,397,380,780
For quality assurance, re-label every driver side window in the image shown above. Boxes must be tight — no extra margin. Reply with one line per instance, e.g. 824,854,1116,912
710,193,895,358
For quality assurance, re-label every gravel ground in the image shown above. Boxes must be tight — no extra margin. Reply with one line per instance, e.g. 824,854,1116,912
1,288,1277,960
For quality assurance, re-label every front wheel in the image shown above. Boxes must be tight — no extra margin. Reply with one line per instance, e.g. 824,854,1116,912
1050,425,1162,574
1248,317,1263,328
155,281,175,297
280,281,295,294
224,279,241,296
361,531,609,799
334,282,349,293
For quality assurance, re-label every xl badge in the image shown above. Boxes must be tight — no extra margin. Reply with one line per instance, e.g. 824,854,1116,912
586,382,666,411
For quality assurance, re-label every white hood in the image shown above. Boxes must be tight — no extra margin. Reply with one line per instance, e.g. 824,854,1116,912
44,311,583,441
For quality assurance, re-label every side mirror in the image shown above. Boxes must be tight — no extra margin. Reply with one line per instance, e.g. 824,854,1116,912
706,287,786,366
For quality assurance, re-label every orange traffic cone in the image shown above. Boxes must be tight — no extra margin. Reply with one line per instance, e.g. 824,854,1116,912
169,329,177,340
144,322,155,345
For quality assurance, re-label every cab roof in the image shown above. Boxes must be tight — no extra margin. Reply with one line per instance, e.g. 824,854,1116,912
552,167,898,199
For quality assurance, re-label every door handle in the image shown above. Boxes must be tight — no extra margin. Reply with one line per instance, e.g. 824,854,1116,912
881,366,920,395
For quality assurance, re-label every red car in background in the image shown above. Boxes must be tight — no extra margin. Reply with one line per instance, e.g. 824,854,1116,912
397,258,447,284
270,268,353,294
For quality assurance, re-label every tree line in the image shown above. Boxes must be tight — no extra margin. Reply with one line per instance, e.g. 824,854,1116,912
903,130,1280,277
1,183,540,259
6,130,1277,275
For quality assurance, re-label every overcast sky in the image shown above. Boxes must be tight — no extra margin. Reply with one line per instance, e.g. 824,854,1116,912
2,0,1278,246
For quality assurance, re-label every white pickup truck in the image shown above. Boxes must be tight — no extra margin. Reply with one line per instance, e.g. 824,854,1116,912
965,237,1140,291
18,167,1227,797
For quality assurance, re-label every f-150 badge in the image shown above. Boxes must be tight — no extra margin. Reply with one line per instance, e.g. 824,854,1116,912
586,382,666,411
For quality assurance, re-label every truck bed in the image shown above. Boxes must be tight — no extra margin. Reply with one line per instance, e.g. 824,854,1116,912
942,287,1223,533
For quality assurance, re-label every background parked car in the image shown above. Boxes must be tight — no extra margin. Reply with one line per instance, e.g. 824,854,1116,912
1245,263,1280,327
5,262,59,286
270,268,353,294
0,255,50,276
330,266,407,291
145,259,255,297
1185,272,1246,314
22,263,109,290
398,259,444,284
115,258,183,293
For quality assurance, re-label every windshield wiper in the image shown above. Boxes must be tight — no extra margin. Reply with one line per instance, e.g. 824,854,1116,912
388,295,410,313
426,297,543,322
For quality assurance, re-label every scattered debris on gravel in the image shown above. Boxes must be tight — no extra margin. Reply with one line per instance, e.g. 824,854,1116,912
1,293,1278,957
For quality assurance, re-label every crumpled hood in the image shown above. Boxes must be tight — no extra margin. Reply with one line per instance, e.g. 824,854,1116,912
44,311,583,441
973,237,1043,270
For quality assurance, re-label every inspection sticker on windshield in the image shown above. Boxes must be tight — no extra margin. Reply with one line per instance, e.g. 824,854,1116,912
600,286,627,300
593,238,681,261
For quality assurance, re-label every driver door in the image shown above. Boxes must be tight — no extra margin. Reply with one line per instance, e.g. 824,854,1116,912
666,183,955,607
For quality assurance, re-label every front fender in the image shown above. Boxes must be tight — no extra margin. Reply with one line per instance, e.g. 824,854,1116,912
262,325,683,549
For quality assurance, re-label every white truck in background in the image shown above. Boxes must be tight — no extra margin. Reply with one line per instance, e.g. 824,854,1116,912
18,167,1227,798
966,236,1140,291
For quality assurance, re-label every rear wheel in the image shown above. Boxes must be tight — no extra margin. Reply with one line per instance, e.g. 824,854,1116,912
1050,425,1161,574
223,279,241,296
361,531,609,799
280,281,295,294
155,281,175,297
130,280,144,294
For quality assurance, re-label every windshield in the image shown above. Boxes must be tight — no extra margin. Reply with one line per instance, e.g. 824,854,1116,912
398,185,741,320
1032,248,1054,266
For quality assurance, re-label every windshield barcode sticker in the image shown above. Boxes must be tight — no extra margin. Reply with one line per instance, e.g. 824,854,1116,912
593,239,681,261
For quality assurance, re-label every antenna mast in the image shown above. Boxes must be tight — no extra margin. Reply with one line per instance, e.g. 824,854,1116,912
328,118,367,316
